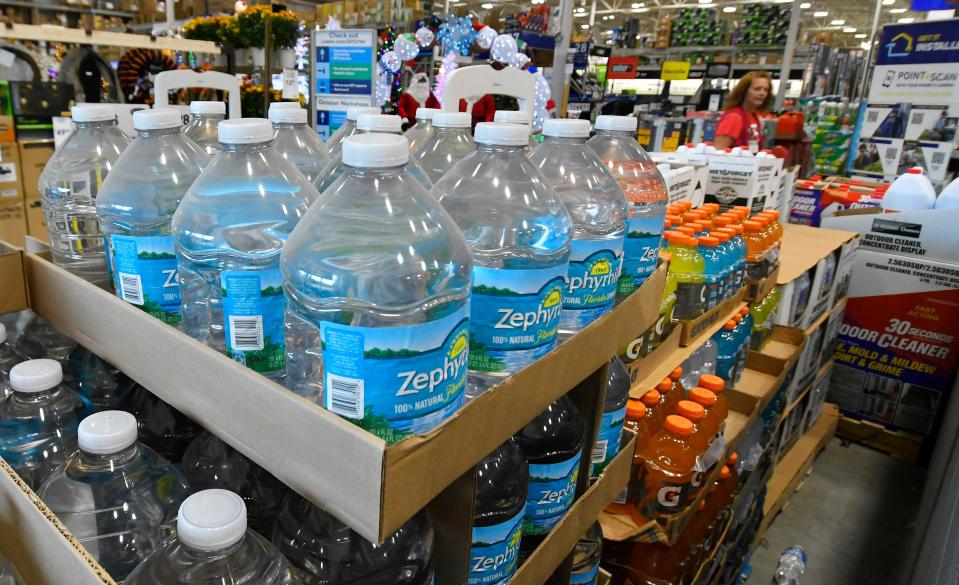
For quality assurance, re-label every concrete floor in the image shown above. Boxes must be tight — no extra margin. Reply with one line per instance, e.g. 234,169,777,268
747,438,926,585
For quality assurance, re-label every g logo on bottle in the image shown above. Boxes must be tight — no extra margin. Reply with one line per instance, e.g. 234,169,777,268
657,484,683,508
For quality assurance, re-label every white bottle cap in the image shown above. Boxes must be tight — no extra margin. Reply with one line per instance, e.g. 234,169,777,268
474,122,529,146
595,115,637,132
190,101,226,115
71,104,115,123
356,114,402,133
543,118,590,138
79,410,138,454
268,104,307,124
0,323,6,344
493,110,532,125
217,119,274,145
133,108,182,131
270,102,301,109
432,112,471,128
342,133,409,168
416,107,439,120
347,106,381,121
177,489,248,551
9,359,63,393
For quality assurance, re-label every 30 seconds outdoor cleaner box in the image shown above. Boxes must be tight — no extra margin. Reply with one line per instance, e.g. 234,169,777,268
823,209,959,446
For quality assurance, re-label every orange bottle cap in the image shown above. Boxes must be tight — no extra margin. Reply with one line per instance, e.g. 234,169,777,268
766,210,781,219
685,236,699,248
676,399,705,421
728,452,739,466
664,219,672,229
664,415,694,436
724,320,737,330
704,203,720,212
699,374,725,393
734,206,749,213
666,214,684,225
740,306,749,316
683,211,702,222
677,226,696,237
733,314,743,323
698,500,707,511
712,231,730,243
712,215,731,226
690,387,717,406
685,222,704,232
678,200,693,211
720,465,731,480
698,236,719,247
670,367,683,379
743,220,762,232
716,227,736,238
626,399,647,419
663,230,684,243
641,390,661,406
699,220,715,231
657,378,672,392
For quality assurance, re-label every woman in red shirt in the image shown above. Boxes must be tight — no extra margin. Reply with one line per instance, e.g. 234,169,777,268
713,71,773,153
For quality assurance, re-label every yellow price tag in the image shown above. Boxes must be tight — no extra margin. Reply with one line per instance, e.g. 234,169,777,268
661,61,691,81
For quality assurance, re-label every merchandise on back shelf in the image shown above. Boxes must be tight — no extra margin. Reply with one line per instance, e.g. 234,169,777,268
571,522,603,585
789,178,885,227
592,357,630,479
881,167,937,211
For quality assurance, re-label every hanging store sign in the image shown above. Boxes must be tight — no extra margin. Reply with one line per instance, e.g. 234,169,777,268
661,61,691,81
312,29,376,141
607,56,639,79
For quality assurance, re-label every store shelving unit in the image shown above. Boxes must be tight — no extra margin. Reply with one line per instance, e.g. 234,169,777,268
0,22,220,53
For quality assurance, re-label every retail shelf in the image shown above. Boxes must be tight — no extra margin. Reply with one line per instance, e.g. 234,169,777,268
0,0,133,18
0,23,220,53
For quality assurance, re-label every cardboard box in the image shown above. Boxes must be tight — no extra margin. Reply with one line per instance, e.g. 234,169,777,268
656,163,705,207
678,287,747,347
823,208,959,442
0,143,25,246
703,153,779,213
788,180,883,227
18,140,54,241
5,248,666,543
0,116,14,143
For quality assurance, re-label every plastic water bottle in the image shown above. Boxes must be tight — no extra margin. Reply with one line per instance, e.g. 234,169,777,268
183,101,225,155
515,395,585,556
273,495,435,585
180,431,291,537
697,235,724,310
405,106,438,152
530,119,628,338
713,320,739,383
570,522,602,585
773,545,806,585
13,314,76,363
314,114,432,193
591,356,629,479
125,489,299,585
414,111,476,184
269,103,330,184
936,176,959,209
67,345,136,414
493,109,536,149
469,439,528,585
98,109,209,324
882,167,937,211
172,118,319,381
325,106,381,156
0,359,83,489
37,410,190,581
39,104,130,288
433,122,572,397
282,133,472,442
0,324,24,401
586,115,668,297
123,384,203,464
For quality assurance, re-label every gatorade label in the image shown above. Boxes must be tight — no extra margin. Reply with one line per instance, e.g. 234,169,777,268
590,405,626,478
524,453,581,535
109,234,181,324
321,305,469,444
746,258,768,280
644,475,689,517
469,265,566,374
570,562,601,585
674,281,706,320
619,215,663,296
704,275,721,310
562,238,624,331
468,508,524,585
221,269,286,374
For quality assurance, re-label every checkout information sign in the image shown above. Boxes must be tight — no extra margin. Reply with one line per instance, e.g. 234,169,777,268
312,29,376,141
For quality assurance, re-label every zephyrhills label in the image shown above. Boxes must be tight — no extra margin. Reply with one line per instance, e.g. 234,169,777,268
469,265,567,374
321,305,469,444
221,269,287,374
590,405,626,478
109,234,181,324
524,454,581,535
468,509,524,585
620,215,663,296
562,238,624,331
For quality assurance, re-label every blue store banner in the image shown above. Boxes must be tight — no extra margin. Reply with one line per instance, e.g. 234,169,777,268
910,0,956,11
876,18,959,65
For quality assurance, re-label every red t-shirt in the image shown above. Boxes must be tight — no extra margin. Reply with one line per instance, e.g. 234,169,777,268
715,106,764,151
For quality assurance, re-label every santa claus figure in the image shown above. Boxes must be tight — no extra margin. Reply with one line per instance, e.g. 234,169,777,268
398,72,440,128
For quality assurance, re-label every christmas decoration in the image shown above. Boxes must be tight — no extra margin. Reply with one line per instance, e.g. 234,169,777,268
510,53,530,69
532,74,551,131
399,72,440,124
394,33,419,60
380,50,401,73
325,15,341,30
415,27,435,47
490,34,518,64
434,51,458,105
476,26,497,49
438,15,477,56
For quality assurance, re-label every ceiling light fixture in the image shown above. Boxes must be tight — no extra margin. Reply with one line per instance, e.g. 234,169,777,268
799,2,811,7
882,0,895,4
889,7,907,11
631,2,643,7
581,23,589,28
855,33,867,38
813,10,828,16
481,3,493,8
860,41,871,49
843,27,856,32
830,19,845,24
898,16,914,21
723,5,736,11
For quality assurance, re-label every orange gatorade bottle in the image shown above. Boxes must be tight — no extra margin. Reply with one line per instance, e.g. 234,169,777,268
641,389,665,431
699,374,729,429
742,220,767,280
727,451,740,483
669,367,686,402
676,399,708,455
689,387,720,440
657,378,676,411
628,541,684,585
683,500,712,571
640,415,697,520
606,399,649,518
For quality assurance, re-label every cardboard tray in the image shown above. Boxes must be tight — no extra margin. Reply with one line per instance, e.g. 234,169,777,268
678,287,748,347
597,388,761,545
752,325,805,366
744,264,780,303
776,223,858,286
0,246,666,543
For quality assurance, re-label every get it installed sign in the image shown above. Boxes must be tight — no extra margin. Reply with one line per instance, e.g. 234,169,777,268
869,19,959,106
313,29,376,141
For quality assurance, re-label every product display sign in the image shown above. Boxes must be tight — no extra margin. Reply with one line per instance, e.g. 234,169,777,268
312,29,376,141
851,18,959,184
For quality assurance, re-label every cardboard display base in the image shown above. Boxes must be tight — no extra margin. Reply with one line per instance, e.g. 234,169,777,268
745,264,780,302
679,288,748,347
836,414,922,463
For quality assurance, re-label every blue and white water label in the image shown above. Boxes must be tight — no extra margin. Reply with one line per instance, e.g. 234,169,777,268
109,234,181,324
523,453,581,535
561,238,624,331
469,265,566,374
321,305,470,444
220,269,286,374
468,508,524,585
590,405,626,478
619,215,662,296
570,563,601,585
